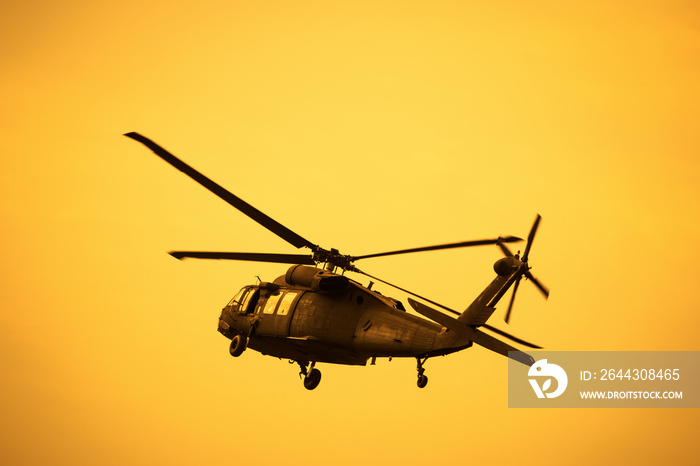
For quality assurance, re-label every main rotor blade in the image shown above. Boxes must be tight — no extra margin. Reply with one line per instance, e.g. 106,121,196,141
525,271,550,298
355,268,460,316
481,324,543,349
125,132,317,251
169,251,316,265
521,214,541,263
497,238,514,257
352,236,522,261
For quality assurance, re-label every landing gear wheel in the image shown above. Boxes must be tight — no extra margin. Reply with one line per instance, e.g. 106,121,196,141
416,356,429,388
303,368,322,390
229,334,247,357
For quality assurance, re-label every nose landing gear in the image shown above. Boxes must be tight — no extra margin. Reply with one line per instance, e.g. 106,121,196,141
229,334,248,357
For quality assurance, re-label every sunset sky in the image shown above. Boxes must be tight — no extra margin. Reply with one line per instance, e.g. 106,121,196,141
2,1,699,464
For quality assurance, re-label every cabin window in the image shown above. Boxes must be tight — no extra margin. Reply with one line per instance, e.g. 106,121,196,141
277,292,298,316
263,293,282,314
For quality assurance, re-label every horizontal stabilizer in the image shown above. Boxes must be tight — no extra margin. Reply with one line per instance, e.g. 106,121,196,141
408,297,463,330
467,328,535,366
408,298,534,366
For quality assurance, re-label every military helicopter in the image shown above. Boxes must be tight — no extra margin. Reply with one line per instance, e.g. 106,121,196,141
125,132,549,390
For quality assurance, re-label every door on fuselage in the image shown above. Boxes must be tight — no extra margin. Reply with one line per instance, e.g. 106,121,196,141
255,289,303,337
226,286,260,316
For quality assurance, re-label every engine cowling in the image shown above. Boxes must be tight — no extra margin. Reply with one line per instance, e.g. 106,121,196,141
285,265,349,293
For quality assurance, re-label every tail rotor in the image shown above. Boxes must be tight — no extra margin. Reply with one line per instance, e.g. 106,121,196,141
504,215,549,323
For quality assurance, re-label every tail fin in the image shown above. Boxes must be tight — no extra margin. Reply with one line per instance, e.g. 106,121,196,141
459,255,524,325
408,298,535,366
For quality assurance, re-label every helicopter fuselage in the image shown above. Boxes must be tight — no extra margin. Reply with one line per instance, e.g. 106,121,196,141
218,266,469,366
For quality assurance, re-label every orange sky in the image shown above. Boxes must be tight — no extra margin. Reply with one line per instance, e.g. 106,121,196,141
1,1,699,465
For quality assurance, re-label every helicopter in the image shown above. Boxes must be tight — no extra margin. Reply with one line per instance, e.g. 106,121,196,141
125,132,550,390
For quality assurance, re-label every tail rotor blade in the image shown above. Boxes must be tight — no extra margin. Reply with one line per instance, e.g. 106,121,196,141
525,271,550,299
502,215,549,323
504,277,521,324
521,214,541,263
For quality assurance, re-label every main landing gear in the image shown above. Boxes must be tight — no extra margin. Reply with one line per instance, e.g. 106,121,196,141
297,361,322,390
416,357,429,388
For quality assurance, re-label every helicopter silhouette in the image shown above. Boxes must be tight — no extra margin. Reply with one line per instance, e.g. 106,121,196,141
125,132,549,390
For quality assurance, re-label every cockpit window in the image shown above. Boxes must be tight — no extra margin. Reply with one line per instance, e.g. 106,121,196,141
227,288,248,313
228,289,245,307
240,288,259,314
